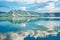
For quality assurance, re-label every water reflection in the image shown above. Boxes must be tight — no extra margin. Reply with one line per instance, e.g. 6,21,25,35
0,11,60,40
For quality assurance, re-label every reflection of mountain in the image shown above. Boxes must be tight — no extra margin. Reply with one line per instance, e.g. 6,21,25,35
0,10,60,24
0,10,41,24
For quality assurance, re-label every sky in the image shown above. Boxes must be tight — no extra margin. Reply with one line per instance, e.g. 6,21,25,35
0,0,60,13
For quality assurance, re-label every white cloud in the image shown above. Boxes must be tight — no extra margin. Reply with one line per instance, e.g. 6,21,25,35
36,0,48,3
1,0,56,4
2,0,35,4
20,7,26,10
24,0,35,4
1,0,59,4
35,2,60,13
4,0,16,2
49,0,58,2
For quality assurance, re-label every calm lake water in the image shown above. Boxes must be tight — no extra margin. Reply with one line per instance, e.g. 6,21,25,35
0,16,60,40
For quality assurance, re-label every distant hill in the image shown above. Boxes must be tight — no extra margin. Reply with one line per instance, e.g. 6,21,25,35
9,9,60,17
0,9,60,17
8,10,41,17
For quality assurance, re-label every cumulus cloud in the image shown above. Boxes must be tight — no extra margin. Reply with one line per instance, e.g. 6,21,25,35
35,1,60,13
1,0,59,3
3,0,16,2
36,0,48,3
0,0,35,4
0,0,60,12
24,0,35,4
49,0,58,2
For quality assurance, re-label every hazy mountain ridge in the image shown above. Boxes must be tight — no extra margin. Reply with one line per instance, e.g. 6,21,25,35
0,9,60,17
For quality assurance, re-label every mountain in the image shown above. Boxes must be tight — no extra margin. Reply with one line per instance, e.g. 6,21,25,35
0,10,41,24
9,10,60,17
9,10,41,15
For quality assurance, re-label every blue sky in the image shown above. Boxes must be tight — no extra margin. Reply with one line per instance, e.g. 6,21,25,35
0,0,60,13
